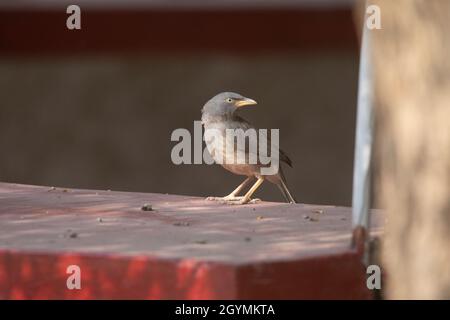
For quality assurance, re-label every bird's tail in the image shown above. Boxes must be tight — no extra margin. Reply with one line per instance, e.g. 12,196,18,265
278,179,297,204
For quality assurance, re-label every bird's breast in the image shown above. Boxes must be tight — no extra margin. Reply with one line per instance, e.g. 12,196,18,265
203,123,258,176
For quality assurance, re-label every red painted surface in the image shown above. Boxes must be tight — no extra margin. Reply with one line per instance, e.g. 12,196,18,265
0,250,370,299
0,8,357,55
238,252,370,299
0,251,235,299
0,183,383,299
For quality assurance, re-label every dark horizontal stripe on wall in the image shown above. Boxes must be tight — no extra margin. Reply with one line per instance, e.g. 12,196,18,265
0,8,357,56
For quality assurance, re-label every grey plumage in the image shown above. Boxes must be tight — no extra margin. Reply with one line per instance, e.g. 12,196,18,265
202,92,297,204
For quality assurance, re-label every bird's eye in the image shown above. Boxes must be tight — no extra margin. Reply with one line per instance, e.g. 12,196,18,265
226,98,233,103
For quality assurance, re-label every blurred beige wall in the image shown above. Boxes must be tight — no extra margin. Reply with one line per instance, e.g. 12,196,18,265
373,0,450,299
0,52,358,205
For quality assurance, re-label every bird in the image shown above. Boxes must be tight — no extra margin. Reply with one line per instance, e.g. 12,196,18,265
201,92,296,205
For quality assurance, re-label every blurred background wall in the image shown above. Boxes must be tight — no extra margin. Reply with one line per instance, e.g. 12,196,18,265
0,1,358,206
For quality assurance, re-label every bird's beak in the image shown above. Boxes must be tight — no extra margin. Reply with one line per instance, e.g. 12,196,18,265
235,98,257,108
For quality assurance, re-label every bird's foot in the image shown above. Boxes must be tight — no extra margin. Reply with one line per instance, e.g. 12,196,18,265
226,198,261,205
206,196,261,205
206,195,244,202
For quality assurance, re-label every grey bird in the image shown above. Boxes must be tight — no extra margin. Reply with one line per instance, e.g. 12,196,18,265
201,92,297,204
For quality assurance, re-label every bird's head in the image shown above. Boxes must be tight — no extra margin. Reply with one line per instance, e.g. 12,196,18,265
202,92,257,118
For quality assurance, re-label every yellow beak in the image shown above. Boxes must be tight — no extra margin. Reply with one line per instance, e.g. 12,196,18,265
235,98,257,108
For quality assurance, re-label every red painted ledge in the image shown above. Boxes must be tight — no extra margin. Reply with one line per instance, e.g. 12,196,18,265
0,182,383,299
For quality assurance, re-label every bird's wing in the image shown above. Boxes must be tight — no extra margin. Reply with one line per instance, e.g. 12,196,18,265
232,115,293,168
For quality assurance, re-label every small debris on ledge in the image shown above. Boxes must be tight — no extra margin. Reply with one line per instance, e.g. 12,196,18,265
303,215,319,222
61,229,78,239
141,203,153,211
173,221,190,227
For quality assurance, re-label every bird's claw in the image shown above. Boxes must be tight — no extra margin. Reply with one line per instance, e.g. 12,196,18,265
206,196,244,201
206,196,260,205
222,198,261,205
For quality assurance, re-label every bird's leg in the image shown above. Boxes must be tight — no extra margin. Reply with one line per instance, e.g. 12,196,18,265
206,177,252,201
230,177,264,205
223,177,253,200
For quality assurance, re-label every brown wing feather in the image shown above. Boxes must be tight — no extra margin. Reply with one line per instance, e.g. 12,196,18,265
233,115,293,168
